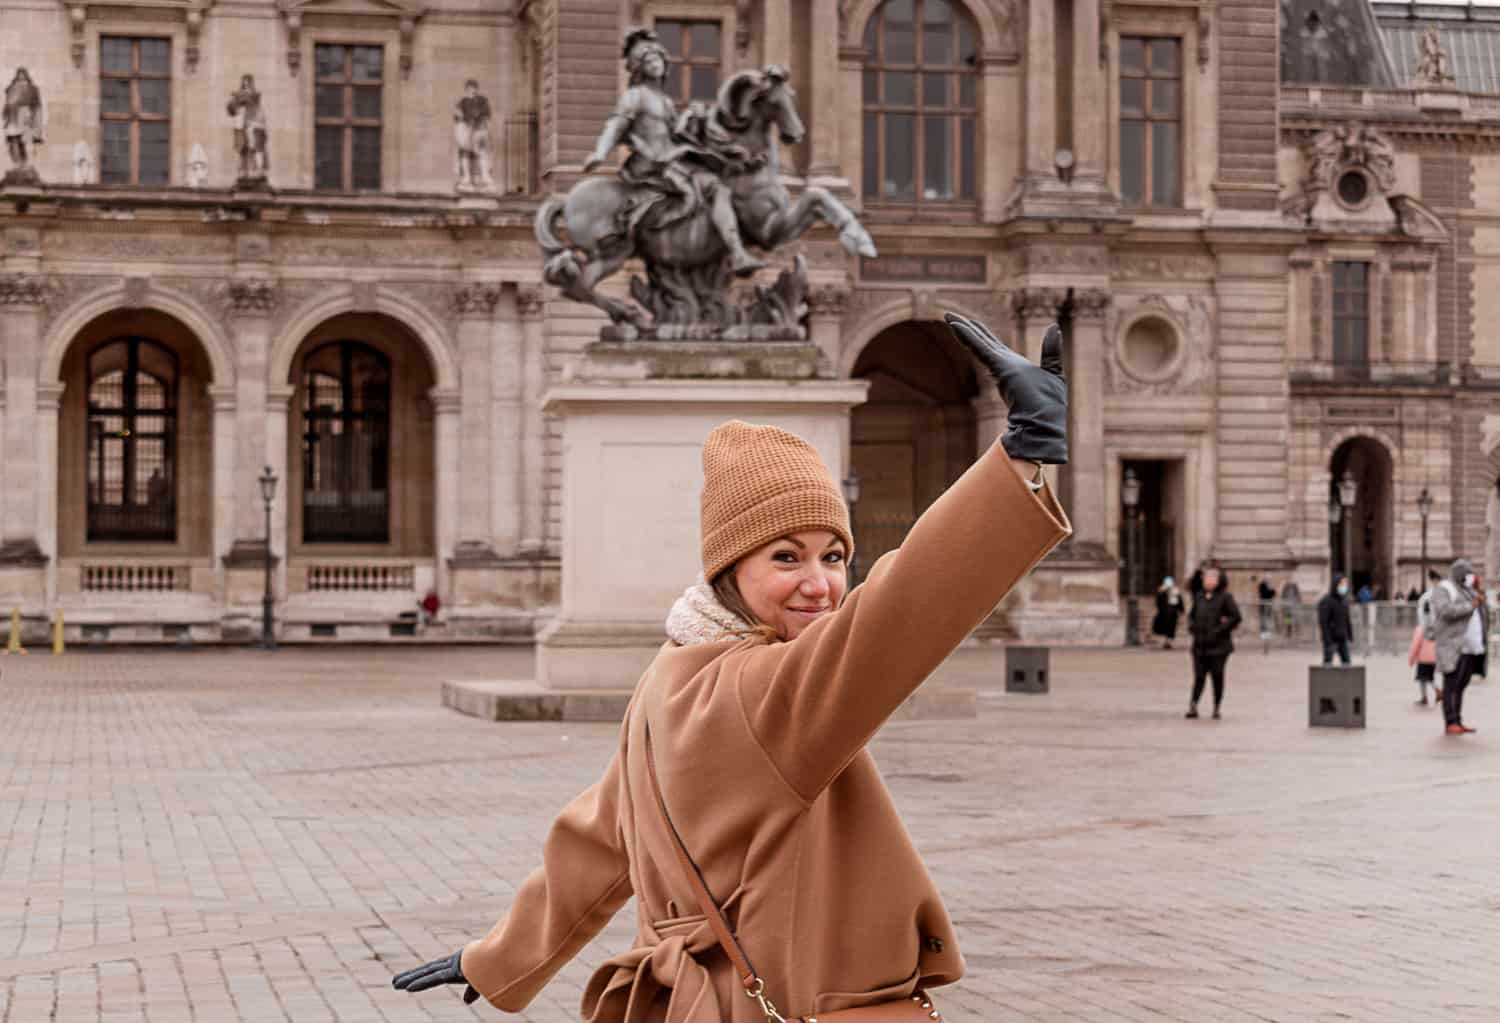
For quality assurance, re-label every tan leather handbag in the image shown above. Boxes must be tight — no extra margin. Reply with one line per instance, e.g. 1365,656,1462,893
644,724,942,1023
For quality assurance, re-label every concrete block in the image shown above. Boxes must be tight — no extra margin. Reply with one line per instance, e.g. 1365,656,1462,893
1006,645,1050,693
1309,665,1366,728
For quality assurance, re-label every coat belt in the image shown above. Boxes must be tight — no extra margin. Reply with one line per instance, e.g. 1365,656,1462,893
582,920,724,1023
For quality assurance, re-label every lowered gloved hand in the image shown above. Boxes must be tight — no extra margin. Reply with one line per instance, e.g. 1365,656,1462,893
391,949,481,1005
944,313,1068,465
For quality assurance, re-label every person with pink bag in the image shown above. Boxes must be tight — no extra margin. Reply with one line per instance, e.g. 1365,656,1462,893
1408,618,1438,707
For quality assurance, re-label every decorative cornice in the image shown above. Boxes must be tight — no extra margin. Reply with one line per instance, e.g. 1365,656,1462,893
453,282,502,318
1071,287,1110,321
515,284,545,320
1013,287,1065,322
806,284,850,318
226,278,279,315
0,274,55,307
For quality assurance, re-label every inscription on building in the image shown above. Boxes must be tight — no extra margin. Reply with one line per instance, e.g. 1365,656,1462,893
860,253,987,284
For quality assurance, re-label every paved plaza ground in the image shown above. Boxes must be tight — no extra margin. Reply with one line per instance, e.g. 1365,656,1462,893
1,643,1497,1023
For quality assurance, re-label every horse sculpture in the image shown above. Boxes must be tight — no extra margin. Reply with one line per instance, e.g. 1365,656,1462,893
535,66,877,334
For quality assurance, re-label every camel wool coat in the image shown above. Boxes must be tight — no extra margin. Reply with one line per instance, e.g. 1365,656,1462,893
461,442,1071,1021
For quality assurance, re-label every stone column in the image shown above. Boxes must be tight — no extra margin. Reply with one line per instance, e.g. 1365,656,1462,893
762,0,792,68
1024,0,1057,188
431,387,462,600
972,390,1007,452
516,285,548,555
807,0,842,181
35,383,63,604
1012,286,1064,364
490,286,526,553
208,386,238,573
806,283,849,374
1072,0,1106,183
227,279,278,545
264,386,294,600
452,283,501,557
0,275,48,563
1066,288,1109,549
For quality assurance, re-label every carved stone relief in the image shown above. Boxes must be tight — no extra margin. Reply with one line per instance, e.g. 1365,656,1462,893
1105,293,1215,396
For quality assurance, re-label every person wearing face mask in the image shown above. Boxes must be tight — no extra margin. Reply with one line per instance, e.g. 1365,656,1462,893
1317,574,1355,666
1430,558,1486,735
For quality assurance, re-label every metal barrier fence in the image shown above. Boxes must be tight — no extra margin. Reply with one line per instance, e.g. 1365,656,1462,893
1136,599,1499,657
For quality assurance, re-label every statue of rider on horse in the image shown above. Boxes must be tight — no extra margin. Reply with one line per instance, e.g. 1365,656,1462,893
535,28,877,338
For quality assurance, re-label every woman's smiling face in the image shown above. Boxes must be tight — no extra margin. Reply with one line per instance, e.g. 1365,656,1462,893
732,530,849,640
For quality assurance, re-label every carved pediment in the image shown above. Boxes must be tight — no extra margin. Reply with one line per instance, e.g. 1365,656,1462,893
1286,123,1411,235
275,0,427,76
62,0,215,70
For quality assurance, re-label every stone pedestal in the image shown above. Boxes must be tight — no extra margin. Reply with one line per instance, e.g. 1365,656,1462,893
535,341,868,692
1309,665,1366,728
1005,645,1050,693
996,541,1124,645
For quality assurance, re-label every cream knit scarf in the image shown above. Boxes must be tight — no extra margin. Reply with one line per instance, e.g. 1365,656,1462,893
665,578,755,646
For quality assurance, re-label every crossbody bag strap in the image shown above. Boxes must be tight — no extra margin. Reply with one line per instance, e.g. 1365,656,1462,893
644,721,789,1017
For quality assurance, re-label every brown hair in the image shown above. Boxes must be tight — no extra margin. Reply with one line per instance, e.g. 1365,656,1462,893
710,569,780,643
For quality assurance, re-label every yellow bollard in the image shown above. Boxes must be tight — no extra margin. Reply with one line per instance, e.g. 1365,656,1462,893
5,607,24,655
53,610,64,655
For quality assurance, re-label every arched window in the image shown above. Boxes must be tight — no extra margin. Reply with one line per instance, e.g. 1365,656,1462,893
862,0,979,204
87,338,178,542
301,341,391,543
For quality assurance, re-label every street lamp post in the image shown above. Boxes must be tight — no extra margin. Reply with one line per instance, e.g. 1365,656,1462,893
1338,471,1358,583
1122,468,1141,647
258,465,278,650
841,472,861,585
1417,486,1433,589
1327,498,1343,585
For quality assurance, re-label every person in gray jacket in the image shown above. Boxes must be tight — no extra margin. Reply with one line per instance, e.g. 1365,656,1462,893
1430,558,1487,735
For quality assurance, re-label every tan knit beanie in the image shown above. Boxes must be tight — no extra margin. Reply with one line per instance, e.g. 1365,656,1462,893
700,420,853,581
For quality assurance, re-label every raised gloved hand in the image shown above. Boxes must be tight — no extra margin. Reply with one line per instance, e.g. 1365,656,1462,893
391,949,480,1005
944,313,1068,465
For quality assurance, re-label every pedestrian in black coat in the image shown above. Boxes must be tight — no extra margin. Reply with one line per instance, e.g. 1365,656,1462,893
1317,574,1354,665
1186,566,1241,720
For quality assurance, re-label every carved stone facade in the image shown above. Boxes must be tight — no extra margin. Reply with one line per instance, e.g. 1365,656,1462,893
1,0,1498,645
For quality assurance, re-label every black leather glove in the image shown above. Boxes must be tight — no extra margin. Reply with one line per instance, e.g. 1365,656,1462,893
944,312,1068,465
391,949,481,1005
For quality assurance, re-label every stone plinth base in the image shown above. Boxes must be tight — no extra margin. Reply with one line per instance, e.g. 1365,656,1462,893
987,542,1125,645
537,349,868,692
535,620,664,691
444,680,633,722
1309,665,1366,728
445,677,977,722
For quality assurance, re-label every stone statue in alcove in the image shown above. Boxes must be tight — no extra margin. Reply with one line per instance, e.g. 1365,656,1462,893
454,79,495,192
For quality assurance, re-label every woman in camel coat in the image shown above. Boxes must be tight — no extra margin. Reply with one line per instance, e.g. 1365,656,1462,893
394,312,1072,1022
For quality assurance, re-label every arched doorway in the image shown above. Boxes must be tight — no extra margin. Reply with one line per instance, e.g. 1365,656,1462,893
849,320,979,579
56,309,216,584
1329,437,1394,595
286,314,436,565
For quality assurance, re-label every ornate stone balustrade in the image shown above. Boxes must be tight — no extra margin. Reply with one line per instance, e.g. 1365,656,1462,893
306,563,416,592
82,563,191,592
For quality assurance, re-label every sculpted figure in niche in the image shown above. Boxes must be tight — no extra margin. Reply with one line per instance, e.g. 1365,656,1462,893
187,143,209,188
227,74,269,182
454,79,495,191
72,140,94,184
1414,26,1455,87
3,68,45,183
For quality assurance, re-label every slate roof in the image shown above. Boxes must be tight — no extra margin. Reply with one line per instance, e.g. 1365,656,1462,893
1376,2,1500,93
1282,0,1399,85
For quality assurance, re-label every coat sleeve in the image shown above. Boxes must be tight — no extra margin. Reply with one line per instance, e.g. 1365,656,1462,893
1433,585,1474,623
1222,593,1243,634
460,748,633,1012
733,441,1071,803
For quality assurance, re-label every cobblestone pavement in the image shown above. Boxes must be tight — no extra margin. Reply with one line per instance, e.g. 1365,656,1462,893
1,644,1497,1023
